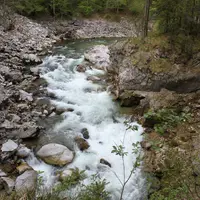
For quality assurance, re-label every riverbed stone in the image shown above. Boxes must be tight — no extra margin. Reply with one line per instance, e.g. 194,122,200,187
11,122,40,139
1,140,18,152
37,143,74,166
59,169,73,181
81,128,90,139
22,53,42,65
15,170,37,193
0,177,15,194
76,64,86,73
74,136,90,151
16,145,31,158
16,162,33,174
100,158,111,168
84,45,110,71
0,170,7,177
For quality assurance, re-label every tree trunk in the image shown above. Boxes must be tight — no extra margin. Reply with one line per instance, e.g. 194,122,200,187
142,0,151,38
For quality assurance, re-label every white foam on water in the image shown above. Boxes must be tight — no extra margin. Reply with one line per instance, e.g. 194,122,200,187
32,51,146,199
26,152,57,189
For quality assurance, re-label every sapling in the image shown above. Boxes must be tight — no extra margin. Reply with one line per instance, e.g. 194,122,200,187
111,121,142,200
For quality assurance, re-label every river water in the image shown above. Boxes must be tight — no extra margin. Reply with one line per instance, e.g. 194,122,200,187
27,39,146,200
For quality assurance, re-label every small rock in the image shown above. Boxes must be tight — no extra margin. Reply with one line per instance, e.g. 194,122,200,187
30,66,40,75
43,110,48,115
19,90,33,102
15,170,37,193
17,145,31,158
16,162,32,174
0,177,15,194
140,141,152,150
59,169,73,181
0,170,7,177
75,136,90,151
87,76,101,82
7,114,21,123
76,64,86,73
100,158,111,168
81,128,90,139
1,140,18,152
55,107,74,115
22,53,42,65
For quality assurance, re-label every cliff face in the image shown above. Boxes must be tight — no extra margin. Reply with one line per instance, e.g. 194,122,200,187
110,37,200,95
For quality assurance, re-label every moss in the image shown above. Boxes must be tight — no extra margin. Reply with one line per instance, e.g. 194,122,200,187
149,58,172,73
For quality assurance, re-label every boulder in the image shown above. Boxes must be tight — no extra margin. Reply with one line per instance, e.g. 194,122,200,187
37,143,74,166
15,170,37,193
84,45,110,71
74,136,90,151
0,177,15,194
1,140,18,152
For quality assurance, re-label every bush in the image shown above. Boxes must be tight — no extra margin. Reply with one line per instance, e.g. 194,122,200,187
144,109,190,135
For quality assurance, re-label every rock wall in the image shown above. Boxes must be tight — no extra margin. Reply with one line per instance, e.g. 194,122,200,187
109,39,200,95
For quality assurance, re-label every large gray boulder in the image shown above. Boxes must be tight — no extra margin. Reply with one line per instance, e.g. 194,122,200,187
84,45,110,71
37,143,74,166
15,170,37,193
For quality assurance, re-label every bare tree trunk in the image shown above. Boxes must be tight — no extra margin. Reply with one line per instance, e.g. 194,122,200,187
142,0,151,38
52,0,56,19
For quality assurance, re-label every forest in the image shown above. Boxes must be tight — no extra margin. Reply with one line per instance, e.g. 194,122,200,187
3,0,200,40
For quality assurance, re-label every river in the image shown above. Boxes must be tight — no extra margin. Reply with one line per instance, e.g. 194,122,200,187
27,39,146,200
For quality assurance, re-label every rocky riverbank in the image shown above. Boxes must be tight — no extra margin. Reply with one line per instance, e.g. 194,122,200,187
44,17,140,39
108,37,200,199
0,12,60,196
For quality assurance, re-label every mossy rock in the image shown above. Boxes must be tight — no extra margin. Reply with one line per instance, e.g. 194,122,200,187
149,58,172,73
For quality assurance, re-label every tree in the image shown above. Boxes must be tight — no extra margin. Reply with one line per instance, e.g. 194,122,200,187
142,0,151,38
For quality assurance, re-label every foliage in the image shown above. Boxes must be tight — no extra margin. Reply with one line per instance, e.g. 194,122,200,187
149,148,200,200
144,109,190,135
53,170,110,200
7,0,145,18
151,0,200,55
78,175,110,200
111,122,142,200
14,0,47,16
54,168,86,193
